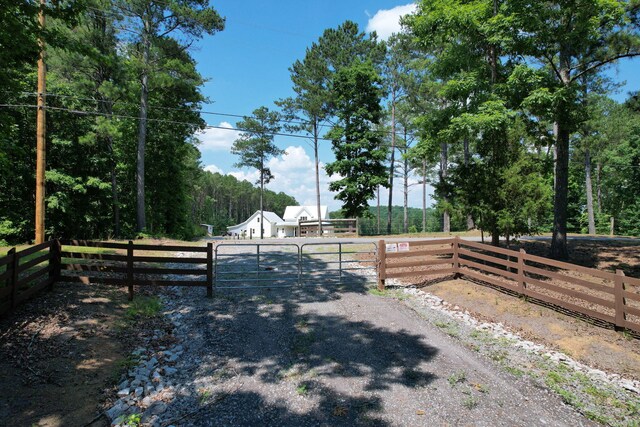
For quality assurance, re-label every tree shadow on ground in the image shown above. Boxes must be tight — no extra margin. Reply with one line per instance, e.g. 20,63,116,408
519,239,640,277
0,282,128,427
162,246,438,426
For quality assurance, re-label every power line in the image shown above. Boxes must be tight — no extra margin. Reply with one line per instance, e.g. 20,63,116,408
9,90,419,140
0,103,335,142
12,90,332,129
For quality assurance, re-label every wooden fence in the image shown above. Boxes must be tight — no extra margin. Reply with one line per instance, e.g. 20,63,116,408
299,219,358,237
0,240,60,316
0,240,213,316
377,237,640,333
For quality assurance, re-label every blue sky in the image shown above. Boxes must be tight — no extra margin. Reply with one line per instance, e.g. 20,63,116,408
191,1,640,212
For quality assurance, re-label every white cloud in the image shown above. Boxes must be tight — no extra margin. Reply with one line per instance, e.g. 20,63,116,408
195,121,240,151
366,3,416,40
267,146,314,172
224,145,340,210
203,164,224,174
229,169,260,184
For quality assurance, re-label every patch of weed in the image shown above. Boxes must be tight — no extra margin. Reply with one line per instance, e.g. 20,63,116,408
489,350,508,363
434,321,459,337
545,370,566,385
621,330,634,341
584,385,610,401
583,410,612,425
296,383,308,396
111,354,140,383
504,366,525,378
126,296,162,319
448,371,466,386
463,396,478,409
434,321,449,329
469,330,483,339
473,383,489,394
116,413,141,426
368,288,388,297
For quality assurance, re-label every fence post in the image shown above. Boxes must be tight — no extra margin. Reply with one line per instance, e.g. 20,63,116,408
206,242,213,298
338,242,343,284
297,244,302,286
614,269,626,331
8,248,18,309
518,249,526,293
377,240,386,291
452,236,460,277
256,244,260,279
48,239,61,290
127,241,134,301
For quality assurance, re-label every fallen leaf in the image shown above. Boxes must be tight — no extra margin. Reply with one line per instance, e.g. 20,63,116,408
333,406,348,416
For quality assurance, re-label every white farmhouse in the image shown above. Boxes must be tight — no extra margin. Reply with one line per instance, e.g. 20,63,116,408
276,205,328,238
227,211,283,238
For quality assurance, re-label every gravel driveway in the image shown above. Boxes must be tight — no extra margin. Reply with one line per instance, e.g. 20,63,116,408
108,246,595,427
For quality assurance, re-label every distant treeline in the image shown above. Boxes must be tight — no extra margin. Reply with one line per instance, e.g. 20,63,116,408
331,205,447,235
192,172,297,236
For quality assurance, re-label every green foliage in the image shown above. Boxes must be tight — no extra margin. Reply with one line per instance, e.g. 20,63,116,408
190,170,298,235
231,106,285,238
126,296,162,319
332,206,440,235
232,106,284,181
325,61,389,217
0,0,229,243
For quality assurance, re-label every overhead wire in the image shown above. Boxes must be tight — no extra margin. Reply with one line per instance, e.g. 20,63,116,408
0,103,335,142
8,90,418,140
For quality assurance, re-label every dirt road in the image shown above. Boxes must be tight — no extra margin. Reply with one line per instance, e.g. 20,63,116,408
146,281,593,426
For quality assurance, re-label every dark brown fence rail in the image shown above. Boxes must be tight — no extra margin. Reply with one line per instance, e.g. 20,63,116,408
0,239,213,316
378,237,640,334
0,240,59,316
299,219,358,237
59,240,213,300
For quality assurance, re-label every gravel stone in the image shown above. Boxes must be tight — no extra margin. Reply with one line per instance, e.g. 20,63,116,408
116,388,129,398
102,247,639,426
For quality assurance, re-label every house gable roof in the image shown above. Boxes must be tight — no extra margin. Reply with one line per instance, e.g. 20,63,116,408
282,205,328,221
227,210,284,230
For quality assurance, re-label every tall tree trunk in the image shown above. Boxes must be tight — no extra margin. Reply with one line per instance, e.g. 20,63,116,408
313,120,323,236
97,95,120,237
403,155,409,233
260,156,264,240
491,225,500,246
386,92,397,235
551,125,569,259
136,19,151,233
440,141,450,233
402,128,409,233
377,186,380,234
596,161,602,213
550,57,571,260
422,159,427,232
464,135,474,230
107,136,120,237
585,148,596,234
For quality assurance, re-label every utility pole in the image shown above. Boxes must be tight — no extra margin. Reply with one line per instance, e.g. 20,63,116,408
35,0,47,244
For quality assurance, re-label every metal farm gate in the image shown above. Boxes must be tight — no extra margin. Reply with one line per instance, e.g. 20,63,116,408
213,242,377,290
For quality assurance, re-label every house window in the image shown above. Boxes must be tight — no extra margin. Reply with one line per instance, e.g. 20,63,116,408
300,216,307,221
257,217,260,222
